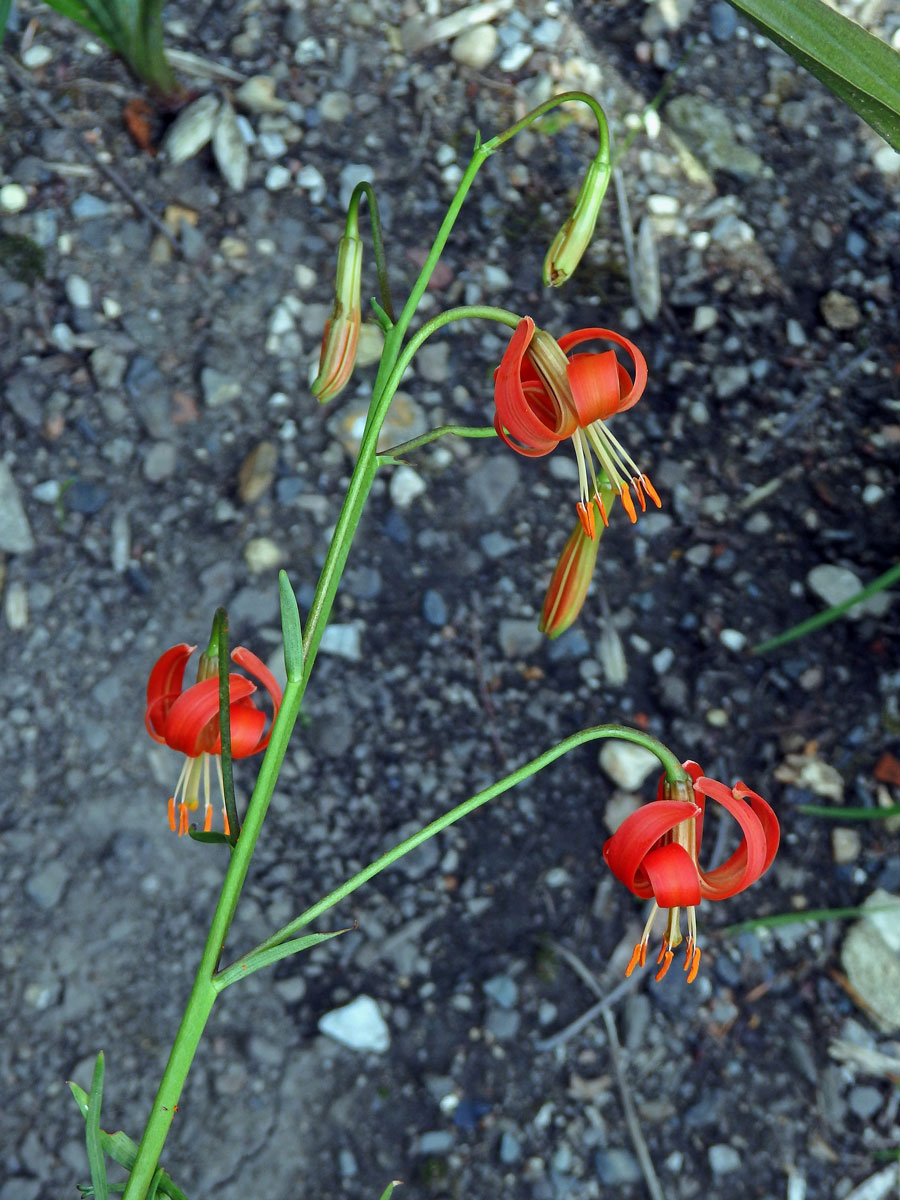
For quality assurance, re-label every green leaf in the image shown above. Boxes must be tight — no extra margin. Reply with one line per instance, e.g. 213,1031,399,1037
753,560,900,653
215,928,351,990
0,0,13,50
727,0,900,150
187,829,231,845
41,0,118,46
68,1083,193,1200
278,570,304,682
377,1183,403,1200
86,1054,108,1200
798,803,900,820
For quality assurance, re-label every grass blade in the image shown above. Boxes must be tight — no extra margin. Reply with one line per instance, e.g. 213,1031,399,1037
86,1054,108,1200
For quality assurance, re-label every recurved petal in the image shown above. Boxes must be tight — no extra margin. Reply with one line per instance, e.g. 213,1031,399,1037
557,327,648,412
641,842,702,907
145,643,196,740
232,646,283,709
694,776,770,899
228,699,268,757
566,349,623,424
163,675,256,756
603,799,701,895
494,320,566,454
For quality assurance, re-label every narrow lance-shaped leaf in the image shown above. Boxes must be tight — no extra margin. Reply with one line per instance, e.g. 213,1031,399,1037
279,569,304,682
727,0,900,150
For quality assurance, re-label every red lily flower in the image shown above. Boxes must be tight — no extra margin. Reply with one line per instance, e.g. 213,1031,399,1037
145,642,282,836
494,317,659,538
603,761,780,982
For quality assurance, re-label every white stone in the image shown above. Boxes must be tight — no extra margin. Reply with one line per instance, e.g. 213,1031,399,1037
451,24,499,69
319,90,352,122
862,484,885,505
355,323,384,367
807,563,892,620
265,165,292,191
499,43,533,71
603,790,641,834
692,305,717,333
832,827,861,864
719,628,746,652
243,536,282,573
599,741,660,791
319,623,362,661
21,44,52,68
5,580,28,631
297,165,326,203
389,465,426,509
318,995,390,1052
0,183,28,214
65,275,92,309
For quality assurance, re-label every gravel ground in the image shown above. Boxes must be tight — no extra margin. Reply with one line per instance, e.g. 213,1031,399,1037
2,2,900,1199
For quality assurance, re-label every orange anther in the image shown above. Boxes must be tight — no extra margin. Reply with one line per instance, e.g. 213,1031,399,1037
683,938,694,971
686,947,701,984
593,490,610,528
656,937,669,965
223,810,231,837
632,476,647,513
168,797,177,832
641,473,661,509
178,801,189,837
655,949,674,981
576,500,596,540
619,484,637,523
625,945,642,977
203,806,213,833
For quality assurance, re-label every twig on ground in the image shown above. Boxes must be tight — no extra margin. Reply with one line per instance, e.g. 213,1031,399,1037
2,52,181,255
545,942,666,1200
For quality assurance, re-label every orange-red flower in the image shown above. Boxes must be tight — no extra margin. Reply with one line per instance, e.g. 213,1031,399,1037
145,643,282,836
494,317,658,538
603,761,780,982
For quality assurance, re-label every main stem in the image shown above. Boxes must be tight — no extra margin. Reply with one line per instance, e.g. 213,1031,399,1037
123,89,612,1200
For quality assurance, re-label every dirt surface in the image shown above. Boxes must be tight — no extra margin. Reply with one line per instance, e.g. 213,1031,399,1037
2,2,900,1199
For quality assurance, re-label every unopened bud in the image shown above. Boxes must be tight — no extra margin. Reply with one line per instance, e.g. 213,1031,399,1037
542,156,611,287
311,233,363,403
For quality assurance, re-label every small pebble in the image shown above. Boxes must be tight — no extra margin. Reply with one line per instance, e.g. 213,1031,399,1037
21,44,53,68
0,183,28,213
832,827,861,865
719,628,746,652
423,590,448,626
244,536,282,573
265,165,292,191
318,995,390,1052
389,465,426,509
143,441,177,482
599,741,659,790
709,1144,742,1174
451,24,498,69
5,579,28,630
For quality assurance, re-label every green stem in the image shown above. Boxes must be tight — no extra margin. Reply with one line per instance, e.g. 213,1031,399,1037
124,92,615,1199
239,725,682,962
348,182,395,324
214,608,239,845
378,424,496,462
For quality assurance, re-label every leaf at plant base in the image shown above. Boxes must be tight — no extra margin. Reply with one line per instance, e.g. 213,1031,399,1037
377,1182,403,1200
86,1053,108,1200
212,98,249,191
727,0,900,151
39,0,116,46
162,93,220,164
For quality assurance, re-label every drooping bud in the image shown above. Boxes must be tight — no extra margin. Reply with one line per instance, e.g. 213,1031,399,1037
311,231,363,403
538,483,616,639
542,155,611,288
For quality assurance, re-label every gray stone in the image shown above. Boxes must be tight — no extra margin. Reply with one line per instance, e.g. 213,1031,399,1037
807,564,892,620
595,1149,642,1185
465,455,519,518
451,24,498,69
319,623,362,661
498,618,542,659
423,590,448,626
709,1144,742,1174
500,1131,522,1164
486,1007,520,1039
665,95,766,179
318,995,390,1052
483,974,518,1009
0,463,35,552
89,346,128,389
848,1085,883,1119
143,441,177,482
26,861,69,908
71,193,113,219
201,367,243,407
417,1130,454,1155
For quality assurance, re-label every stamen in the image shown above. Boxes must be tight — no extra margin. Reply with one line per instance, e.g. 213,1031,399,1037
625,945,643,977
656,937,669,965
683,937,694,971
168,797,177,831
203,806,213,833
686,947,701,984
576,500,596,540
655,949,674,981
640,473,661,508
592,490,609,528
223,808,231,837
632,476,648,513
619,484,637,523
178,801,189,837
